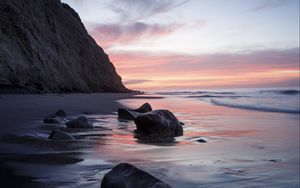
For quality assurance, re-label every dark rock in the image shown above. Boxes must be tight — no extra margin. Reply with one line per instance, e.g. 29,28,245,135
66,116,93,128
53,109,67,117
134,103,152,113
101,163,173,188
196,139,207,143
117,108,140,120
0,0,128,93
118,103,152,120
269,159,281,163
134,110,183,141
48,129,75,140
43,115,66,125
43,109,67,124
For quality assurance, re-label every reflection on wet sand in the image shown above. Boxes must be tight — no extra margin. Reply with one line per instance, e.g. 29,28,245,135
0,94,299,187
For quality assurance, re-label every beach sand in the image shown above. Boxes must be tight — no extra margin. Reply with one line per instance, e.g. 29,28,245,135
0,93,299,187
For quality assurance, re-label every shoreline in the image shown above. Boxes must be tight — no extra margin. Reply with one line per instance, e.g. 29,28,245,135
0,93,299,187
0,93,133,136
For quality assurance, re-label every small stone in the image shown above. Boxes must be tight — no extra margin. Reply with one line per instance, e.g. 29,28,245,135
197,139,207,143
48,129,75,140
66,116,93,128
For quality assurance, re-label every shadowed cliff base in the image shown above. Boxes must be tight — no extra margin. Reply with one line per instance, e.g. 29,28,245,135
0,0,129,93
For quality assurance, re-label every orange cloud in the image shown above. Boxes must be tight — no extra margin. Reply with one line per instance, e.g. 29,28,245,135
109,48,299,90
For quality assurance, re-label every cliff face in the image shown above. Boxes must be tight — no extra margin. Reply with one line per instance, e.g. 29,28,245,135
0,0,128,93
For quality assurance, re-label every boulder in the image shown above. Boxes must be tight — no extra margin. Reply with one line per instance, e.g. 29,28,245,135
134,103,152,113
43,109,67,125
66,116,93,128
48,129,75,140
101,163,173,188
118,103,152,120
134,110,183,141
117,109,140,120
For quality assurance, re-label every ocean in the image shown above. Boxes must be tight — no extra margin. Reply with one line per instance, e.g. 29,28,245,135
155,87,300,114
0,89,299,187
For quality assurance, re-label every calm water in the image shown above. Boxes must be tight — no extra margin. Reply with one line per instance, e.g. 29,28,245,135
0,89,299,187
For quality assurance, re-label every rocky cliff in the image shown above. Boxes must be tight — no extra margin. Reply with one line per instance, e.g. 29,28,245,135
0,0,128,93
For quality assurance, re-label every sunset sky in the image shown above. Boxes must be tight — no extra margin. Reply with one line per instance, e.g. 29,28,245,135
62,0,299,91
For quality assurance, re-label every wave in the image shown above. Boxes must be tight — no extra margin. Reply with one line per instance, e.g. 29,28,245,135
211,99,300,114
259,89,300,95
156,91,236,95
187,95,244,98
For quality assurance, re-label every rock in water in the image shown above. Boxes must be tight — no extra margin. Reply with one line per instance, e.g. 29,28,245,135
66,116,93,128
197,138,207,143
0,0,128,93
53,109,67,117
43,109,67,124
134,103,152,113
118,103,152,120
117,108,140,120
48,129,75,140
134,110,183,141
101,163,173,188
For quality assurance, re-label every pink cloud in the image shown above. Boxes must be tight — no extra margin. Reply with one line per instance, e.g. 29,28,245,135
90,22,183,48
109,48,300,90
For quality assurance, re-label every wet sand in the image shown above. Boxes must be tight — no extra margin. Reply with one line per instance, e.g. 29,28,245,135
0,93,299,187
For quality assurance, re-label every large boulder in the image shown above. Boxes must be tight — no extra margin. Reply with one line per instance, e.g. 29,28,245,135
48,129,75,140
118,103,152,120
101,163,173,188
43,109,67,125
134,110,183,141
66,116,93,128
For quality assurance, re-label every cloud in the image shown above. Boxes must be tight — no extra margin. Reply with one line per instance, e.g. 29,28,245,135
110,48,300,89
246,0,292,12
108,0,190,22
90,22,183,48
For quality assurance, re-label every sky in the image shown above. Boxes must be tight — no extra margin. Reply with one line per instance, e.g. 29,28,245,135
62,0,299,91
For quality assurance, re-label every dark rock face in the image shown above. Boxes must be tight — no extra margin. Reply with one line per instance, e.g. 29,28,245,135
43,109,67,124
66,116,93,128
118,103,152,120
101,163,173,188
134,110,183,141
48,129,75,140
0,0,128,93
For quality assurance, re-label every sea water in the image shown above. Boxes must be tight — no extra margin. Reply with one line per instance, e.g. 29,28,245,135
156,87,300,114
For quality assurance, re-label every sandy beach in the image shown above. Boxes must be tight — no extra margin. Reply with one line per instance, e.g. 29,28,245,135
0,92,299,188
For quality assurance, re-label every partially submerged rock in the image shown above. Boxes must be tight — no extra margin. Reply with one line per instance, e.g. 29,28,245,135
48,129,75,140
53,109,67,117
134,103,152,113
117,109,140,120
118,103,152,120
66,116,93,128
43,109,67,125
197,138,207,143
101,163,173,188
134,110,183,141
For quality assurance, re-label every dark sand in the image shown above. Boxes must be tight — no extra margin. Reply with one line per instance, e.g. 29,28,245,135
0,93,299,188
